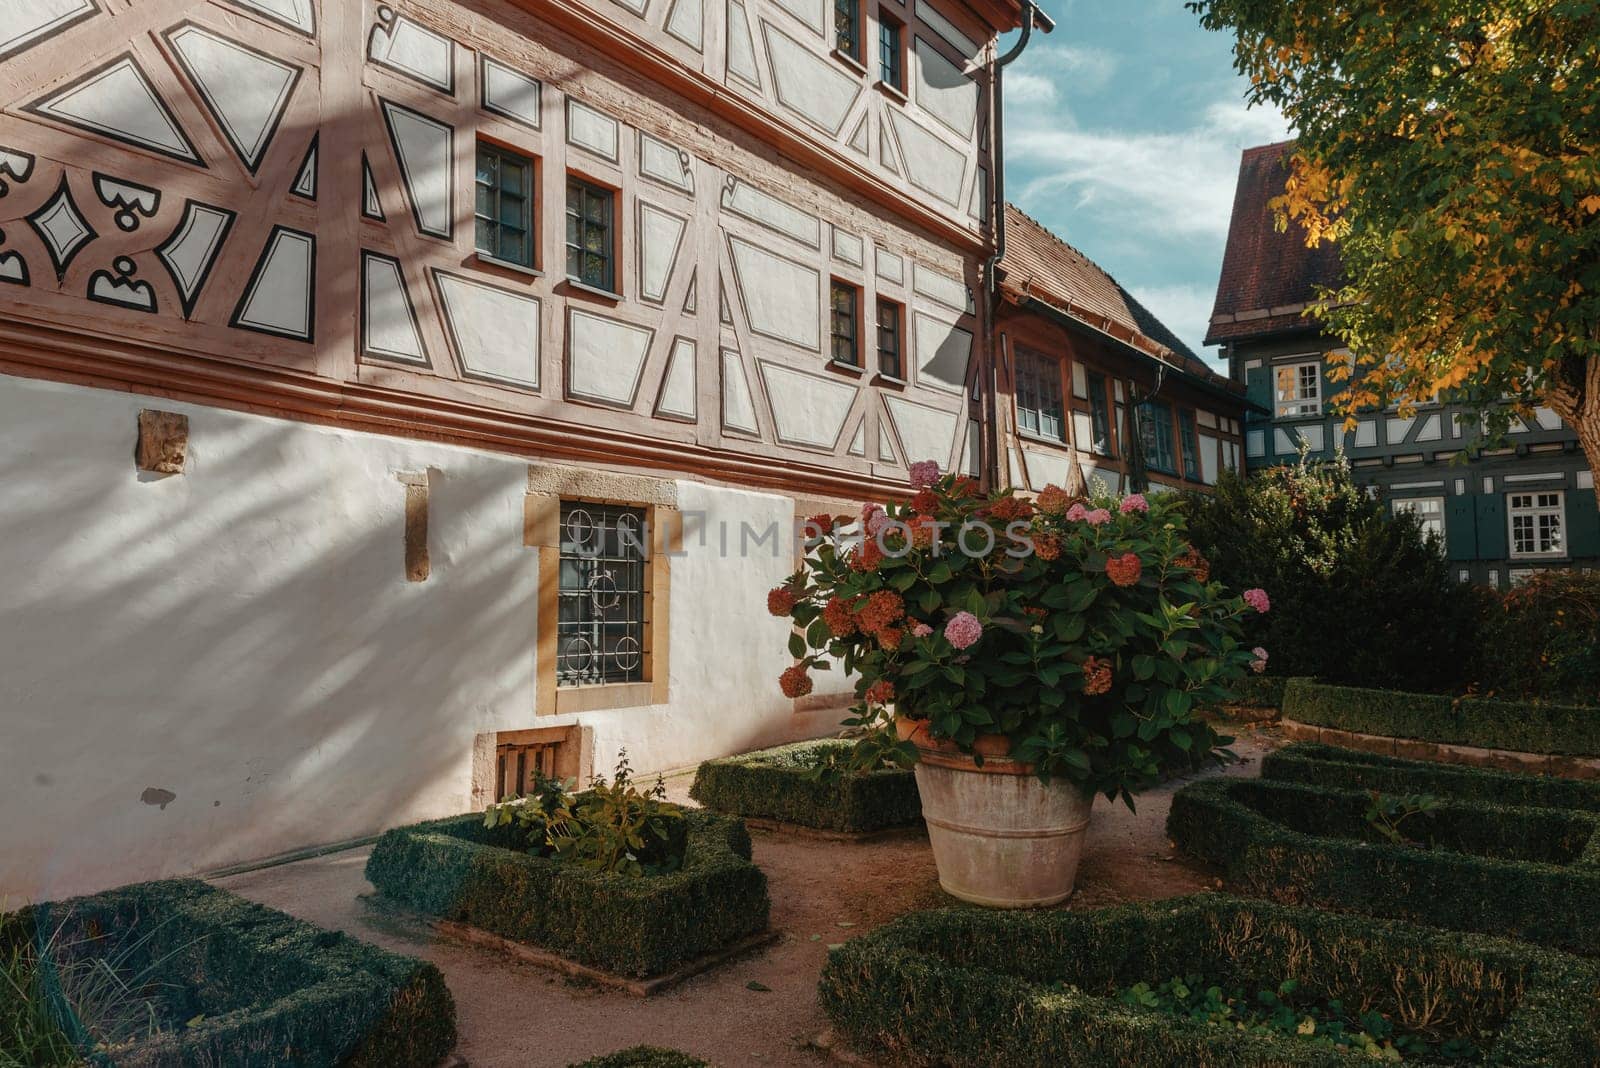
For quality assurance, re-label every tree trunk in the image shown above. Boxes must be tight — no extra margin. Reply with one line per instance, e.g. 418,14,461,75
1546,356,1600,513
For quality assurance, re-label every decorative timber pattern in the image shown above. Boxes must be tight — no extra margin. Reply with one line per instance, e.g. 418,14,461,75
0,0,998,494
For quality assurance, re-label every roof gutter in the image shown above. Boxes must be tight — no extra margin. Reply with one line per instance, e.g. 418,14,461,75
982,1,1050,487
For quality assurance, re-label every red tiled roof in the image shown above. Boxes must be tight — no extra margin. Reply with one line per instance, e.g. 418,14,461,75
1205,140,1343,345
999,204,1238,394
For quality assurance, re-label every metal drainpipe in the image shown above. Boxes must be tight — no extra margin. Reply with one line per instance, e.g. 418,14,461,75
983,2,1040,488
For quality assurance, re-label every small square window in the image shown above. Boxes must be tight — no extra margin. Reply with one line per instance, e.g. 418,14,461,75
830,280,861,367
1508,490,1565,559
1275,359,1322,417
475,142,536,268
876,299,903,379
1392,496,1447,544
565,177,616,294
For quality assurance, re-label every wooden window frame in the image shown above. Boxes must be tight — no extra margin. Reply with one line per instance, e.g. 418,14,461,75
564,173,620,298
875,297,904,380
474,138,540,272
1508,490,1566,560
830,278,863,369
878,13,906,93
526,480,677,715
1085,370,1114,456
1139,400,1178,475
1015,348,1066,443
833,0,863,65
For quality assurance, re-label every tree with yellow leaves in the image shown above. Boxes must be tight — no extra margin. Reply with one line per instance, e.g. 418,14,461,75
1191,0,1600,497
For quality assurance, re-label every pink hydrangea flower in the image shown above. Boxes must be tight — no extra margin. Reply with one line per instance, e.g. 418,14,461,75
862,503,890,537
912,622,933,638
1065,503,1090,522
1119,493,1149,515
944,611,983,650
1250,647,1269,675
1085,508,1113,526
1244,588,1271,614
908,460,941,489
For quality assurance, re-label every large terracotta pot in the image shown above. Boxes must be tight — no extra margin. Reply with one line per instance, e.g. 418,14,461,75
897,717,1094,908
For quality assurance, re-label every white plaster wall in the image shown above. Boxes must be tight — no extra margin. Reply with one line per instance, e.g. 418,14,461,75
0,377,838,901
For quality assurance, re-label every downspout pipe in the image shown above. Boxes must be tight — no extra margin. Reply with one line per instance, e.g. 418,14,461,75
983,2,1049,488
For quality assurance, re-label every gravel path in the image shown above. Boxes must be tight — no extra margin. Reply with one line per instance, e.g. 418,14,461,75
215,727,1281,1067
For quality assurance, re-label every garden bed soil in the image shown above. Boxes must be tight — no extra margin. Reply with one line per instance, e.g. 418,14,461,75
215,729,1281,1067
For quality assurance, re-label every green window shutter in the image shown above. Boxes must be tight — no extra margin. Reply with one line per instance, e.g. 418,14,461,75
1445,496,1477,561
1568,489,1600,557
1246,366,1271,412
1475,494,1508,560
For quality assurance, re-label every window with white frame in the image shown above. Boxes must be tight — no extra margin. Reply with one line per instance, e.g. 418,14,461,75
1392,496,1446,544
1274,360,1321,417
1508,491,1565,559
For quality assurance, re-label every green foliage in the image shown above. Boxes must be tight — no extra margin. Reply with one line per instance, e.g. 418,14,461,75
1115,974,1481,1062
1188,0,1600,467
1,880,454,1068
1182,457,1476,694
818,896,1600,1066
567,1048,710,1068
366,809,768,979
1168,776,1600,957
1283,678,1600,756
1363,791,1444,847
1264,743,1600,812
1224,675,1290,710
688,740,921,834
484,752,686,878
778,475,1259,805
1470,571,1600,705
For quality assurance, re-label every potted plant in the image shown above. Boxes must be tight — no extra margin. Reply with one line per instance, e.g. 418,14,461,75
769,462,1269,907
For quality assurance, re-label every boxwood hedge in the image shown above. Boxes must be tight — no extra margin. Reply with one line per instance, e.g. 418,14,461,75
1282,678,1600,756
1221,675,1291,710
567,1048,710,1067
1264,742,1600,811
1168,776,1600,956
688,739,921,833
365,808,768,978
4,879,455,1068
818,895,1600,1066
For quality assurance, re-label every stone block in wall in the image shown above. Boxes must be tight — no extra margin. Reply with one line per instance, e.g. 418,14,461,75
136,410,188,474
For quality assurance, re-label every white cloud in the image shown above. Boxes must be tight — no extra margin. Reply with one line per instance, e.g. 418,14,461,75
1006,44,1118,107
1008,95,1290,242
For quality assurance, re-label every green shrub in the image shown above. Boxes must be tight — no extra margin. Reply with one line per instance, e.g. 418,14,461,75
1168,776,1600,956
688,740,921,833
1,880,454,1068
567,1048,710,1067
1471,571,1600,704
1219,675,1290,709
1283,678,1600,755
1181,457,1477,695
818,895,1600,1066
1264,743,1600,811
365,809,768,978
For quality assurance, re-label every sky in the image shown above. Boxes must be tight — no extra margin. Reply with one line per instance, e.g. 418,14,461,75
999,0,1291,367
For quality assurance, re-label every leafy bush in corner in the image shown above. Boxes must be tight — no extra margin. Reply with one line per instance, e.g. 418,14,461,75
486,752,687,877
1264,743,1600,811
1283,678,1600,756
1471,571,1600,704
1181,456,1476,694
819,895,1600,1066
689,739,920,833
1168,776,1600,956
567,1048,710,1068
1,880,454,1068
366,809,768,978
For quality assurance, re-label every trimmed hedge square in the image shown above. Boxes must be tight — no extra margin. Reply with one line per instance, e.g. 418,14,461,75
1222,675,1291,710
568,1048,710,1067
365,808,769,978
818,895,1600,1066
1264,742,1600,811
688,739,921,833
3,879,455,1068
1168,776,1600,956
1282,678,1600,756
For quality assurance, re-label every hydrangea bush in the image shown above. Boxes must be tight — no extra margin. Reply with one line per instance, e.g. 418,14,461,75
770,464,1268,806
